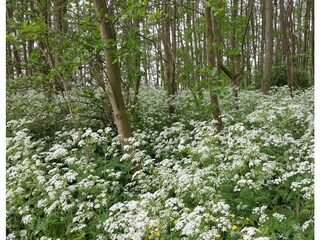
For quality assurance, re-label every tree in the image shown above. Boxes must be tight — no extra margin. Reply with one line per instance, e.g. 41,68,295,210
280,0,298,94
160,0,177,115
214,0,254,98
262,0,273,94
93,0,132,144
204,6,223,132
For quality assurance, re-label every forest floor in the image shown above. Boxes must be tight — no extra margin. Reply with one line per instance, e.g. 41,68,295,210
6,87,314,240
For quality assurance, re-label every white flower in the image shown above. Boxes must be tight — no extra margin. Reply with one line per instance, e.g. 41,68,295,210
22,214,32,224
20,230,27,237
70,223,87,233
50,145,68,159
6,233,16,240
301,219,313,231
241,227,260,240
37,199,46,208
64,171,78,182
272,213,286,222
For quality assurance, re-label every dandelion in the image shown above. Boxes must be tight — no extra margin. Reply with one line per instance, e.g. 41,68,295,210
245,217,250,221
173,219,177,225
230,213,236,218
156,231,161,237
232,225,238,230
209,215,214,220
216,233,222,238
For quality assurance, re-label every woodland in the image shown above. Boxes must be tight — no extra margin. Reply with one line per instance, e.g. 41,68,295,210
6,0,314,239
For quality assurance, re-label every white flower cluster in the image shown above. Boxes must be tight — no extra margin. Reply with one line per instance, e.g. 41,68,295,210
272,213,286,222
253,206,269,224
6,87,314,239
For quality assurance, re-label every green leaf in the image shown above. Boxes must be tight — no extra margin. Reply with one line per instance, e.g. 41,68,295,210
111,58,119,64
209,67,217,77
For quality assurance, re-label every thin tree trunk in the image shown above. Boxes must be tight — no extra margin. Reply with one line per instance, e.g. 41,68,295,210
251,5,257,70
287,0,298,94
7,6,22,77
161,0,176,115
53,0,68,92
133,17,141,105
205,7,223,133
262,0,273,94
280,0,287,65
6,43,14,79
310,0,314,77
260,1,265,71
231,0,240,97
302,0,310,70
93,0,132,143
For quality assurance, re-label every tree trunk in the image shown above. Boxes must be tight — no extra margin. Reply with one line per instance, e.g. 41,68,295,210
53,0,68,92
310,0,314,77
6,43,14,79
302,0,310,70
205,7,223,133
7,6,22,77
93,0,132,143
287,0,298,94
259,1,265,70
262,0,273,94
160,0,176,115
231,0,240,97
251,5,257,69
280,0,287,64
133,17,141,105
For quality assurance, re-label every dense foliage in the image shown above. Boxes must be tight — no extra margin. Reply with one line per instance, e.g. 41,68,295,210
6,0,314,239
7,87,314,240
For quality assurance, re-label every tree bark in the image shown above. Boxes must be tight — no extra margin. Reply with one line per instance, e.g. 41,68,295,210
133,17,141,105
259,1,265,70
262,0,273,94
231,0,240,97
7,6,22,77
160,0,176,115
93,0,132,143
53,0,68,92
302,0,310,70
310,0,314,77
280,0,287,65
205,7,223,133
287,0,298,94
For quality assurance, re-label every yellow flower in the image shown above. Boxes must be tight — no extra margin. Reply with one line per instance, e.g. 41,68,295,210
245,217,250,221
148,225,152,230
156,231,161,237
209,215,214,220
148,236,152,240
216,233,222,238
173,219,177,225
232,225,238,230
230,213,236,218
